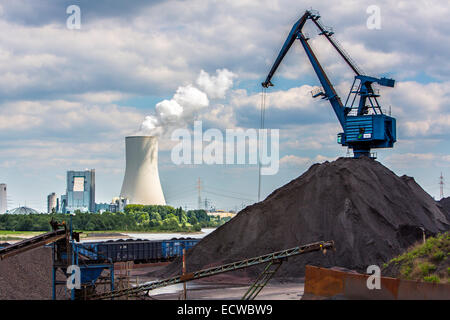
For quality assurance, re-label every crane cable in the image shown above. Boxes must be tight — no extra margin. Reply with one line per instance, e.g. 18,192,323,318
258,86,267,202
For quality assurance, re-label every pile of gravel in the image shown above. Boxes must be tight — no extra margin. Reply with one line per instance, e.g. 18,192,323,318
160,157,449,279
0,246,53,299
438,197,450,220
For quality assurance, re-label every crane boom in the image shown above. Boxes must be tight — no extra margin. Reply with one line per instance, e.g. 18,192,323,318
262,10,396,158
262,13,308,88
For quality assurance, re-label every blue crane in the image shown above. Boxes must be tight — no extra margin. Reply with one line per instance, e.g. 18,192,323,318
262,10,396,158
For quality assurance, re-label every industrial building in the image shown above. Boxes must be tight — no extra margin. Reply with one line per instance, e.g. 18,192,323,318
95,197,128,213
7,206,39,214
61,169,95,213
94,202,110,213
47,192,57,213
109,197,129,212
0,183,6,214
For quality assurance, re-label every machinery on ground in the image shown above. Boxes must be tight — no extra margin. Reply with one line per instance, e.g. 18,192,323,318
0,218,200,299
262,10,396,158
0,218,334,300
90,240,335,300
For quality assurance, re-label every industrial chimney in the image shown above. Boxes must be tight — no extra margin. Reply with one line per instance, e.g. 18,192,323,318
120,136,166,205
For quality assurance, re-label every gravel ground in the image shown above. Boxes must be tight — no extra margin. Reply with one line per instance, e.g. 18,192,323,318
0,246,53,300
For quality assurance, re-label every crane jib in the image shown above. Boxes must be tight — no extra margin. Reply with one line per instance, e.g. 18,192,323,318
261,10,396,159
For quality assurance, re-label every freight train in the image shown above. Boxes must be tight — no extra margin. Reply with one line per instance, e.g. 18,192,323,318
76,238,200,264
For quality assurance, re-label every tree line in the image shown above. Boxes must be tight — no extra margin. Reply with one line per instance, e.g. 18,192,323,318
0,205,230,232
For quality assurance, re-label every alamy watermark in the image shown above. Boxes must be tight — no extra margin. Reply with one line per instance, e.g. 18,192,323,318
66,264,81,290
171,121,280,175
366,5,381,30
66,5,81,30
366,265,381,290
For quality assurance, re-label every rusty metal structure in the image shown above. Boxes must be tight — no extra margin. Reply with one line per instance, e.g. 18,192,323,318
303,265,450,300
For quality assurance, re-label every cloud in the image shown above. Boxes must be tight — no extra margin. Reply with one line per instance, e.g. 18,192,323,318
228,85,339,129
280,154,338,168
1,0,450,210
138,69,235,136
231,86,317,110
382,81,450,138
0,1,163,26
200,104,237,130
0,99,144,141
196,69,237,99
282,125,338,151
384,153,450,168
280,155,310,166
1,0,449,103
68,91,130,104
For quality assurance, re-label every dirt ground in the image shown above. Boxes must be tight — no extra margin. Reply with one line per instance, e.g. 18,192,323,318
124,263,305,300
147,281,304,300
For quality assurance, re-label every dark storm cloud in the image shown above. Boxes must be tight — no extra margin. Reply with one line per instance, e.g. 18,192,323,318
0,0,164,26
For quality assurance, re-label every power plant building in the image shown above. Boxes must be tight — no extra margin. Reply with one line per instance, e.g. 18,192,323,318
61,169,96,213
47,192,57,213
0,183,6,214
110,197,129,212
120,136,166,205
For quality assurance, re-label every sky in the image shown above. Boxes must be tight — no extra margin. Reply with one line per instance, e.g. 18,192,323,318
0,0,449,212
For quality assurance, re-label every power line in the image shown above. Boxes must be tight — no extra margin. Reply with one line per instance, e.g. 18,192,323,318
165,188,197,198
166,179,257,207
203,190,255,202
163,184,196,194
166,192,197,202
207,185,255,199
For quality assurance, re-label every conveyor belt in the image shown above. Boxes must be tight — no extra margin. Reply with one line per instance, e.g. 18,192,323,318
91,240,334,300
0,229,67,260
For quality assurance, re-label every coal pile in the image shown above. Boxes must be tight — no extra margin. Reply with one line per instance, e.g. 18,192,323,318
161,157,449,279
438,197,450,220
0,247,53,299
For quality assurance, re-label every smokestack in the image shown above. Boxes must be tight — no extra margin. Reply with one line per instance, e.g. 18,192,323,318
120,136,166,205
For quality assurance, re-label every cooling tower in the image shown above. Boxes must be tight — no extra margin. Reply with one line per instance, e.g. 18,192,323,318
120,136,166,205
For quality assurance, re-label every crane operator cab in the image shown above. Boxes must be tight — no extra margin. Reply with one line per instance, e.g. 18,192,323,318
335,74,396,158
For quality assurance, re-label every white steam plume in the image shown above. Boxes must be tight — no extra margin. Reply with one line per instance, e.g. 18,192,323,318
196,69,236,99
138,69,236,136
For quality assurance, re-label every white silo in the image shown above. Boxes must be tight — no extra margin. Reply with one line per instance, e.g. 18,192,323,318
120,136,166,205
0,183,6,214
